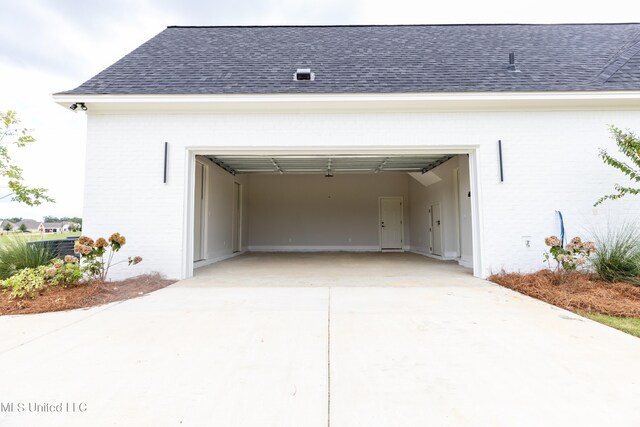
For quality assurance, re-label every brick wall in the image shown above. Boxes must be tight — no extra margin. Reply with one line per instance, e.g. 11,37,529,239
84,109,640,279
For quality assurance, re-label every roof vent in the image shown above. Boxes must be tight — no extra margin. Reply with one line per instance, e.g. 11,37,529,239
507,52,519,72
294,68,314,81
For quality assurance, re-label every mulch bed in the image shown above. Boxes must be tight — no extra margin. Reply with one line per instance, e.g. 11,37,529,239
0,274,175,316
489,270,640,317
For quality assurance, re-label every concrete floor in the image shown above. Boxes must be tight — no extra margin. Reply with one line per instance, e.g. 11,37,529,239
190,251,474,287
1,252,640,426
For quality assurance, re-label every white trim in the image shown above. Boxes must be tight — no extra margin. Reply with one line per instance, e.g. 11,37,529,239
194,251,246,269
194,158,208,262
452,167,461,258
182,150,196,280
410,248,458,261
232,181,242,253
458,259,473,269
468,150,485,278
378,196,404,251
410,249,473,269
248,245,380,252
182,145,485,280
53,91,640,113
53,90,640,104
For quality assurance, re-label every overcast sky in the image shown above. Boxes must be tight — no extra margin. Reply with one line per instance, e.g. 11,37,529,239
1,0,639,220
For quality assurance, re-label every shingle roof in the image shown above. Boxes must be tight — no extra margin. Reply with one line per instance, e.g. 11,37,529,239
60,24,640,95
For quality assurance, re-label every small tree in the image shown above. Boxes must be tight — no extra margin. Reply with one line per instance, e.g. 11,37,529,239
3,223,12,233
18,223,27,232
595,126,640,206
0,110,54,206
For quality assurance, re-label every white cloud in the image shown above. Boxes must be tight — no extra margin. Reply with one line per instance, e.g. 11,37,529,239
354,0,640,24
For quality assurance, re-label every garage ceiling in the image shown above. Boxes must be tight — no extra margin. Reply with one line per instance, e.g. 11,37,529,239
206,155,455,175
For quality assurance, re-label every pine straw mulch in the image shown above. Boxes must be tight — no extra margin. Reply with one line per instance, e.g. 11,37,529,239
489,270,640,317
0,274,176,316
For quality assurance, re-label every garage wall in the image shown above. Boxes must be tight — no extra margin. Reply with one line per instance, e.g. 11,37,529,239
200,157,250,263
409,155,472,266
83,109,640,279
247,174,410,250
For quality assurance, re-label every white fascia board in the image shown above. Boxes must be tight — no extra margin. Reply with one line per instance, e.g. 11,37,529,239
52,91,640,113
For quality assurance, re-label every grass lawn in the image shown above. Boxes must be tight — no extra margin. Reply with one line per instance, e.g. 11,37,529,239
580,312,640,338
0,232,80,246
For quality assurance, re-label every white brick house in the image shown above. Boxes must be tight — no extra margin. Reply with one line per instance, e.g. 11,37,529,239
54,24,640,280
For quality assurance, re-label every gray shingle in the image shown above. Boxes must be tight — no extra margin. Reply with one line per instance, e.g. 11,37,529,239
59,24,640,95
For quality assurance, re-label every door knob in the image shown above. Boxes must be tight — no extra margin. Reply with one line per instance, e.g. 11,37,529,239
437,220,441,225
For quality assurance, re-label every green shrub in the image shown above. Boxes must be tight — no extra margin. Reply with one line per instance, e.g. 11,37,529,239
0,238,55,279
0,266,47,298
47,257,82,288
0,256,83,299
590,222,640,285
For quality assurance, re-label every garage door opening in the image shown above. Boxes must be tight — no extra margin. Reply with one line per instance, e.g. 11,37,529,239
190,153,477,275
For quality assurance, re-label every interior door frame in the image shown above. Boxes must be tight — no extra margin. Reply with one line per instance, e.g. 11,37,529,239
232,181,242,253
429,202,443,256
194,158,208,262
378,196,404,251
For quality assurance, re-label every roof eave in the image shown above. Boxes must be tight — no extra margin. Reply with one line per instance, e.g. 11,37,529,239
52,90,640,113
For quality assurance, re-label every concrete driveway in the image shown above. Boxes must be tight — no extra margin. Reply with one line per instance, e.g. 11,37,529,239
1,253,640,426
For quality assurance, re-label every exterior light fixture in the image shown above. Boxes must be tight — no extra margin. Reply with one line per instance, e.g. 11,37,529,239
70,102,87,111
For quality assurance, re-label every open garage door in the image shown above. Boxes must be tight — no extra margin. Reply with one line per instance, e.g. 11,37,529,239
189,152,477,276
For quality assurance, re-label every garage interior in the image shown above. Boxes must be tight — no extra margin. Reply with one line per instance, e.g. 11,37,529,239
193,153,474,272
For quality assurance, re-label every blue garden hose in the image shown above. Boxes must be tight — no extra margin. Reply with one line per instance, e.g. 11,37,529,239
556,210,565,248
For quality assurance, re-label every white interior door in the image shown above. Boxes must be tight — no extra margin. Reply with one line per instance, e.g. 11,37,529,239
232,182,241,253
430,203,443,256
379,197,403,250
194,162,205,262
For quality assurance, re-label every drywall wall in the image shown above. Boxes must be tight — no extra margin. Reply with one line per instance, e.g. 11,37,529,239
247,173,410,250
409,155,472,266
199,157,250,263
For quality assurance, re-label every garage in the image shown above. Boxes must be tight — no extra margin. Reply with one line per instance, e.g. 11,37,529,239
189,151,477,277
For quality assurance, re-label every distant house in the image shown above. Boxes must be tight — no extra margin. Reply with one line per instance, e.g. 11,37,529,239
10,219,41,233
0,219,79,234
39,222,61,233
37,222,79,233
